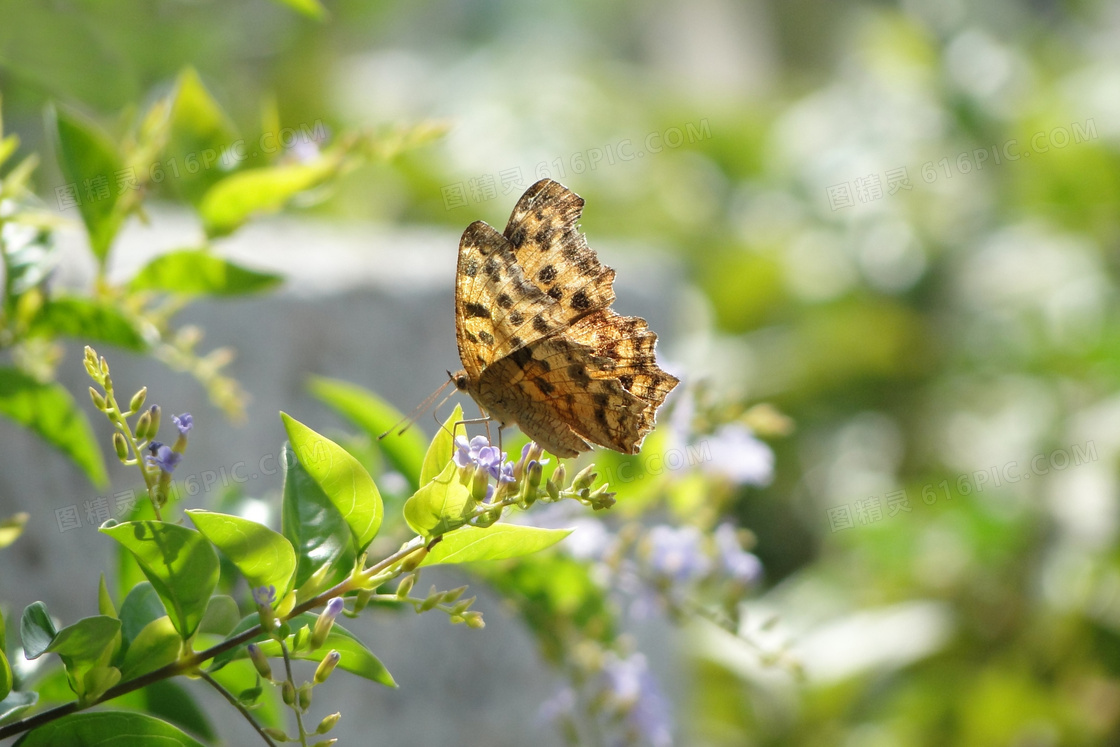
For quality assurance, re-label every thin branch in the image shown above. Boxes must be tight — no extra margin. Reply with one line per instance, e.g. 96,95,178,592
198,669,277,747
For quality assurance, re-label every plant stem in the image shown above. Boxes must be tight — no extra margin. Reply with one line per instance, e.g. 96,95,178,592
0,539,430,740
199,669,277,747
279,640,308,746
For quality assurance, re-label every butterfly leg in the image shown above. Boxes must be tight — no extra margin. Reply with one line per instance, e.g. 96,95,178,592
452,415,494,444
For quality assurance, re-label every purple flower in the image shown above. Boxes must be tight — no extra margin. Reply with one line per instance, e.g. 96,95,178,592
252,585,277,607
713,523,763,585
646,525,711,583
601,653,673,747
454,435,515,483
700,424,774,486
323,596,344,622
146,442,182,474
173,412,193,436
454,435,491,469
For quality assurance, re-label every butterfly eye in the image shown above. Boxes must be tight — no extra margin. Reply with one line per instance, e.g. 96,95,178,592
455,374,469,391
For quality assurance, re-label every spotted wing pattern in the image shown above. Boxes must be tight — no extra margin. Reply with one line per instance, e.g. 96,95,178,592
453,179,679,456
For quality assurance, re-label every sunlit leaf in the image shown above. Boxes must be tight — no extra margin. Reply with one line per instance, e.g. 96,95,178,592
12,711,206,747
281,413,383,552
0,513,28,550
129,248,282,296
423,524,572,566
46,105,124,262
403,461,471,538
308,376,427,488
0,691,38,727
100,521,219,640
269,0,326,19
199,156,339,238
19,602,56,660
0,368,108,488
165,68,240,206
186,509,296,595
281,443,357,593
27,296,146,350
419,403,463,487
0,650,11,702
118,616,179,681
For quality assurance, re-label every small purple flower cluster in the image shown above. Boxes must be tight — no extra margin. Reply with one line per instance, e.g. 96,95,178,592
145,412,193,475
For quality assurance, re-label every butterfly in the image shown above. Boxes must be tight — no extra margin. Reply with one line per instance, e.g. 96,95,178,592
449,179,678,458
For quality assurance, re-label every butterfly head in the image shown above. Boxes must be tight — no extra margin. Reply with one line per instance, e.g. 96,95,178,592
448,369,470,392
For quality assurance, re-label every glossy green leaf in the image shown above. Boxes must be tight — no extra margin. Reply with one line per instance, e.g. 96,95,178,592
419,404,463,486
0,512,28,549
118,582,166,654
0,691,38,726
254,614,396,687
281,413,383,551
27,296,146,350
47,616,120,661
119,616,179,681
423,524,573,566
12,710,206,747
0,650,11,702
46,105,124,262
129,248,282,296
0,368,108,488
100,521,220,640
165,68,239,206
281,443,357,593
308,376,427,488
198,595,240,637
20,602,56,660
185,509,296,595
200,156,339,238
404,461,471,538
97,575,116,618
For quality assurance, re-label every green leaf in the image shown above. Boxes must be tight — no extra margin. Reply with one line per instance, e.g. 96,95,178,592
12,710,206,747
129,248,283,296
27,296,146,350
46,105,124,262
118,616,179,681
165,68,240,206
0,512,28,549
281,443,357,593
20,602,56,660
0,650,11,702
253,614,396,687
199,156,339,238
0,368,108,488
125,681,215,742
117,582,166,654
281,413,383,552
203,659,283,728
404,461,471,538
198,595,240,637
97,575,116,618
47,616,121,661
185,509,297,595
420,404,463,486
270,0,327,19
308,376,427,488
0,691,38,726
423,524,573,566
100,521,220,640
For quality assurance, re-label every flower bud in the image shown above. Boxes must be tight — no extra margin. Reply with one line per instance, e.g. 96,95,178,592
309,740,338,747
452,596,476,615
281,680,296,706
263,727,290,742
135,410,152,441
419,585,441,612
310,597,344,650
146,405,161,440
470,465,490,504
113,432,129,461
401,547,428,572
89,387,106,411
99,356,111,379
463,610,485,629
572,464,597,492
129,386,147,413
527,460,543,490
258,602,276,635
441,585,467,604
247,643,272,680
298,681,313,711
546,464,566,500
315,712,341,734
314,650,341,684
396,574,416,599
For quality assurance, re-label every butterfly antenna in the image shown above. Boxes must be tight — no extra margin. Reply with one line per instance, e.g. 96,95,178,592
378,379,454,440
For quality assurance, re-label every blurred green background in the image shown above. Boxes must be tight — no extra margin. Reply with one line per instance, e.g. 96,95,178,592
4,0,1120,744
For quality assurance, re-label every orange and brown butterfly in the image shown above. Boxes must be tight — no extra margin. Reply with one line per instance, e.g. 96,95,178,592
450,179,679,458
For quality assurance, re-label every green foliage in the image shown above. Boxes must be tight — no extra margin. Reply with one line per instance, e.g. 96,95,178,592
404,461,472,537
186,510,297,595
100,521,220,640
422,525,572,566
12,711,206,747
129,249,282,296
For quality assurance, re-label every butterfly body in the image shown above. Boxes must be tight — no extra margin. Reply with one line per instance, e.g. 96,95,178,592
453,179,678,458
